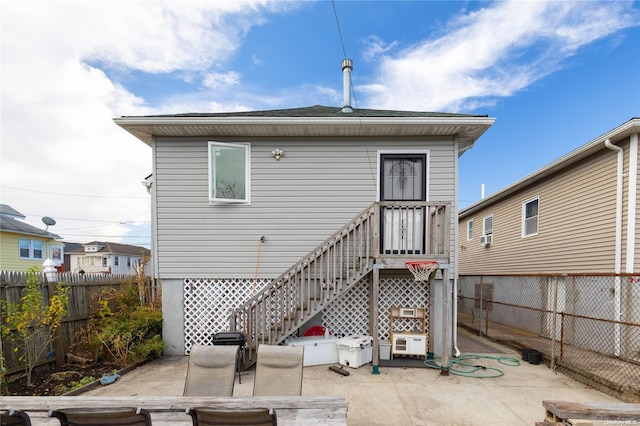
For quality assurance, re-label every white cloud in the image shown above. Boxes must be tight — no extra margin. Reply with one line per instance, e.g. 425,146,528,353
252,53,265,66
203,71,241,91
361,1,638,112
362,35,399,61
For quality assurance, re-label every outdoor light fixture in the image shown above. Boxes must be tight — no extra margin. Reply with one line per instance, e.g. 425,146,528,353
271,148,284,160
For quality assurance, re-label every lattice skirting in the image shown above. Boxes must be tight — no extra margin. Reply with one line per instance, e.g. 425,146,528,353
183,278,271,354
323,276,430,340
183,276,430,354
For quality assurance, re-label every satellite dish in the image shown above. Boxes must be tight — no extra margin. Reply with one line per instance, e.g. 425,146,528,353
42,216,56,230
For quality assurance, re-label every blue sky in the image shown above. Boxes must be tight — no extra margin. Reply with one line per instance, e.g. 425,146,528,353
1,0,639,249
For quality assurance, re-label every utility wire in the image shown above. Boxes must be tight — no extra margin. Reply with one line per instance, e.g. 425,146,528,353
332,0,348,59
2,185,147,199
331,0,359,109
332,0,372,184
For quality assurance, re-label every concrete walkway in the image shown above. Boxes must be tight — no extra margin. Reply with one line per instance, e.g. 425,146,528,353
84,329,618,425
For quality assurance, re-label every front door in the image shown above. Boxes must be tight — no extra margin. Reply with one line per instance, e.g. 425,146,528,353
379,153,427,254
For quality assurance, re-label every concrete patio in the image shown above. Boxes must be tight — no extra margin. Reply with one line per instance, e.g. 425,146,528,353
82,328,619,425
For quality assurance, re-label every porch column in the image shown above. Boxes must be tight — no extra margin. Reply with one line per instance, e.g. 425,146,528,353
371,265,380,374
440,267,451,375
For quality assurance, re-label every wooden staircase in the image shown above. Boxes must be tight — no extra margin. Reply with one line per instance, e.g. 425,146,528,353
230,201,450,367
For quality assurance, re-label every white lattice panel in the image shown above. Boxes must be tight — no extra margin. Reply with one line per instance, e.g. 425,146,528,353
183,275,430,354
323,277,371,338
322,275,429,340
377,277,429,340
183,278,270,354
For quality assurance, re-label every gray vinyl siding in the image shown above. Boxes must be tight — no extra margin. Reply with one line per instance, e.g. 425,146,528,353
459,149,620,274
154,136,457,278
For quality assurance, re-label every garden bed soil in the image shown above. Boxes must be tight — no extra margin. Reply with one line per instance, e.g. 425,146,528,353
4,359,153,396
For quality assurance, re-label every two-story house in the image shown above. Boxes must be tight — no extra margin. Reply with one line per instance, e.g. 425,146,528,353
459,117,639,275
456,118,639,397
115,61,495,372
68,241,151,275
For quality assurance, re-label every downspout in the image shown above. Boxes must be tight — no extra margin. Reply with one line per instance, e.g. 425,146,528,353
626,133,638,274
453,135,461,357
625,134,638,359
150,136,160,280
604,138,623,357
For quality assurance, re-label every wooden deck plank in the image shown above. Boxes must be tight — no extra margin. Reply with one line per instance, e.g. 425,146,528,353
1,395,347,426
543,400,640,421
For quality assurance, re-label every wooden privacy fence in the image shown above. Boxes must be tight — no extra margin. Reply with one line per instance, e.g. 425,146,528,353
0,271,159,374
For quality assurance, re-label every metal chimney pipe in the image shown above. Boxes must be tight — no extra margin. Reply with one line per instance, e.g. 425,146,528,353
341,58,353,113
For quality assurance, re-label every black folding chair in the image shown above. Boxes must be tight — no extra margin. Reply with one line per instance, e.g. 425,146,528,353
1,410,32,426
48,408,152,426
186,407,277,426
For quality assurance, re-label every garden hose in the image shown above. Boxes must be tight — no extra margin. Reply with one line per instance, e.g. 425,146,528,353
424,354,521,378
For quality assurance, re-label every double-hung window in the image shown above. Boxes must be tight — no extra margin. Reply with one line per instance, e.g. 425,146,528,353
483,215,493,236
19,238,44,260
208,141,251,204
523,196,539,237
467,220,473,240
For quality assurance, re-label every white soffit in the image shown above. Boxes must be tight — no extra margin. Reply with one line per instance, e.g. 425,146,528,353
114,116,495,153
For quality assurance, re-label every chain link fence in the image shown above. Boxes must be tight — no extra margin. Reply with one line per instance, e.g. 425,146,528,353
458,273,640,402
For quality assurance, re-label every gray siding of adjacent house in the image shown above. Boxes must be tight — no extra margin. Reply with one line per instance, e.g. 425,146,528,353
459,141,633,274
153,136,457,278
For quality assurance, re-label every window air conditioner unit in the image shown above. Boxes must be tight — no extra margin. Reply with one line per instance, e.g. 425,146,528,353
480,234,492,247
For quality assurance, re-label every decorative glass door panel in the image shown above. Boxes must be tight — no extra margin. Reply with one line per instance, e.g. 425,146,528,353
380,154,427,254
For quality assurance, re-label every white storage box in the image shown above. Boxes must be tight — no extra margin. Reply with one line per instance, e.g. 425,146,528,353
336,335,373,368
285,335,340,366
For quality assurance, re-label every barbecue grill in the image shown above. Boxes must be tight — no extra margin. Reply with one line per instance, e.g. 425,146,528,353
211,331,246,383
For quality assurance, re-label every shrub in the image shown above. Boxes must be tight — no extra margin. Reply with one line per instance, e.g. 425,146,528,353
86,282,162,368
1,267,69,386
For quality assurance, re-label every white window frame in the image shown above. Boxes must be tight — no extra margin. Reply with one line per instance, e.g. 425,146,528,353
467,220,473,240
522,196,539,238
208,141,251,205
19,238,44,260
482,215,493,236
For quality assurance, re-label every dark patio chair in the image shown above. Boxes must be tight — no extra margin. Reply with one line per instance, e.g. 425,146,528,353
185,407,277,426
1,409,32,426
48,408,152,426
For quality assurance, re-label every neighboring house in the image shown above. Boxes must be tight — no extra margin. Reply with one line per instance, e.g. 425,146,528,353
68,241,152,275
0,204,65,272
458,118,639,275
61,242,83,272
115,62,495,369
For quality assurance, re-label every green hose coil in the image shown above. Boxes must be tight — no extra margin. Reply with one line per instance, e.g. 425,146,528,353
423,354,521,378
